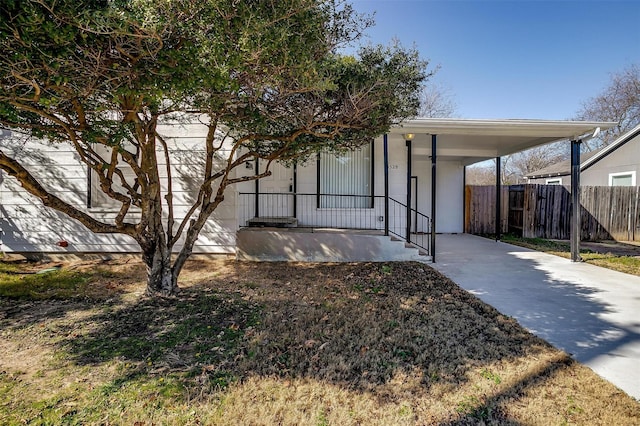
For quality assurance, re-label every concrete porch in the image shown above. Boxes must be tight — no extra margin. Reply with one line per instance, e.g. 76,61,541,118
236,227,430,262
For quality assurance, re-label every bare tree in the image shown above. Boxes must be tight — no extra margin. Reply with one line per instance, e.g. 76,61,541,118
575,63,640,149
503,143,566,183
419,82,457,118
465,164,495,185
466,141,566,185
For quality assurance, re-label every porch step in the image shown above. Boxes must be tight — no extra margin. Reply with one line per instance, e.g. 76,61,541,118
247,216,298,228
404,242,430,257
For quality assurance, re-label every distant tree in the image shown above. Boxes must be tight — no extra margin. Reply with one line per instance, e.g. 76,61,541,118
465,164,495,185
0,0,428,295
575,63,640,149
466,141,566,185
419,82,457,118
503,143,566,183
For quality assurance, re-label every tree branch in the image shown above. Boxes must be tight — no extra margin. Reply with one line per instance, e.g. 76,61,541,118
0,150,135,235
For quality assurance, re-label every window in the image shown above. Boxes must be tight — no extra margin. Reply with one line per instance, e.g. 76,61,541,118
546,178,562,185
318,142,373,208
609,171,636,187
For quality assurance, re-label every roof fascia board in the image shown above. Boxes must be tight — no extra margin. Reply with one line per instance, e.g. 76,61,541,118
391,118,617,137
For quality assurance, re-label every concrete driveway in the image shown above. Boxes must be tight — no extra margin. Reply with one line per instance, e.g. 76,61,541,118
430,234,640,400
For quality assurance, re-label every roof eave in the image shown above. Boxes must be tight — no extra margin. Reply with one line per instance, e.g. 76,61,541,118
391,118,617,137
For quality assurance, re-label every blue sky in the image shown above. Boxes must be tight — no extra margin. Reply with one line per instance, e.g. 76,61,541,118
351,0,640,120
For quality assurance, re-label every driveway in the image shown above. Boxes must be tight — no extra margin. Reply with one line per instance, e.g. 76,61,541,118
430,233,640,400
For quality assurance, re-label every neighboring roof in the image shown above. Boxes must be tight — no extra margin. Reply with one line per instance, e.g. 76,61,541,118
525,123,640,179
525,149,602,179
388,118,617,165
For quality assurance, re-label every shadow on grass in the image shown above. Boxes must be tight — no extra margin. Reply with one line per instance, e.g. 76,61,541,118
0,264,141,331
62,287,259,384
5,260,638,423
50,263,554,402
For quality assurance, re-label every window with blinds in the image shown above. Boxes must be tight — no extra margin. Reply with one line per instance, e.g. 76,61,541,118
318,142,373,208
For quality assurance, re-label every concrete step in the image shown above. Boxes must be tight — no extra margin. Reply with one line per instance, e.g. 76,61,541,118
237,228,431,262
247,216,298,228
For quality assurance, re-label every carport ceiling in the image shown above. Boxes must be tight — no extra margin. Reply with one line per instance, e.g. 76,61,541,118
388,118,617,165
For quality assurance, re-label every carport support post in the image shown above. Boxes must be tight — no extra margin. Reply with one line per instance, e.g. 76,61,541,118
384,134,389,236
431,134,437,262
495,156,501,241
255,158,260,218
571,139,582,262
406,137,412,243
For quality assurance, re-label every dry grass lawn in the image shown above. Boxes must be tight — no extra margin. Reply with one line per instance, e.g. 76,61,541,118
501,235,640,276
0,256,638,425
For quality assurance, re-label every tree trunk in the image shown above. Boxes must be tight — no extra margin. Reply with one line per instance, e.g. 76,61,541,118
143,242,178,296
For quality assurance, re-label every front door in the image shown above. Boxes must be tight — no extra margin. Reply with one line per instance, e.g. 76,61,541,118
259,161,294,217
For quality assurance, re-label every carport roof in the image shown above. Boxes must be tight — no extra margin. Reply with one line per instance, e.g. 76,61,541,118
388,118,617,165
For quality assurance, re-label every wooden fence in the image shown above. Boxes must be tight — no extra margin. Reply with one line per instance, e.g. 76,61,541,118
465,184,640,242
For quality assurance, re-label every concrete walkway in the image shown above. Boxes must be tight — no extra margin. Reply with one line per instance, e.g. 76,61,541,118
430,234,640,400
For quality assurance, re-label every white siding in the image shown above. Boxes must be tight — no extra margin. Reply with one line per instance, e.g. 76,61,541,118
0,122,237,254
235,134,466,234
582,133,640,186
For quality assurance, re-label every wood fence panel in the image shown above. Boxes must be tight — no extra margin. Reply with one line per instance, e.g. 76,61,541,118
465,185,508,234
634,186,640,241
607,187,635,241
466,184,640,242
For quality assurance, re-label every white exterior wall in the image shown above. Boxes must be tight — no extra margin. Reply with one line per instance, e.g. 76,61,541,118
1,127,468,255
235,134,466,234
0,122,237,254
413,159,464,233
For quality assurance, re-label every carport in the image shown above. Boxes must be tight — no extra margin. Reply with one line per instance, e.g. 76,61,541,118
385,118,616,261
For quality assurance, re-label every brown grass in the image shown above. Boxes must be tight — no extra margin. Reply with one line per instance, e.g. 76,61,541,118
501,235,640,276
0,257,638,425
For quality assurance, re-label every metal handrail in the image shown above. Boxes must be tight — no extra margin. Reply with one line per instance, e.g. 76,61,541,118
388,197,431,254
239,192,431,255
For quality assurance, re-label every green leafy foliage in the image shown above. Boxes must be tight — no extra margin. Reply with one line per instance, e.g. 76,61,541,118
0,0,430,293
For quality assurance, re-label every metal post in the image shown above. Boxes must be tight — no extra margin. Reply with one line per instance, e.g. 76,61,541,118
406,138,412,243
86,165,92,209
316,153,321,208
431,134,437,261
462,165,466,232
411,176,418,229
571,139,582,262
293,163,298,218
383,134,389,236
255,158,260,218
495,156,501,241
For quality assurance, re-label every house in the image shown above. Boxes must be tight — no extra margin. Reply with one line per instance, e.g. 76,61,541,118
0,118,614,261
526,124,640,186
